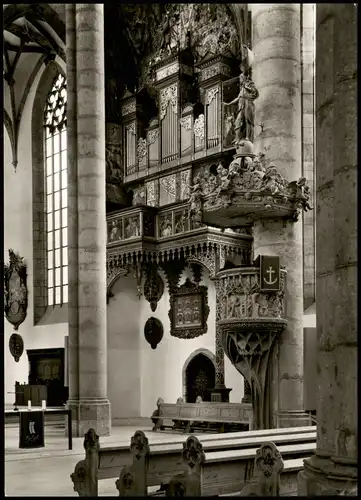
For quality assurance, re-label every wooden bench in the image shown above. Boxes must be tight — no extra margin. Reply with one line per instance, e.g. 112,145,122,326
70,427,315,496
151,397,253,433
165,437,315,497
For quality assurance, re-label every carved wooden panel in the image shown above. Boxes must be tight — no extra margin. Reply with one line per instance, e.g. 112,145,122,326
137,137,147,171
159,174,176,206
146,180,159,207
180,169,191,201
158,212,173,238
194,114,205,152
169,278,209,339
124,215,141,239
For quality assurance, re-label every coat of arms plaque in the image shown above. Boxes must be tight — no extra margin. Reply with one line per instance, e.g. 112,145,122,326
4,249,28,331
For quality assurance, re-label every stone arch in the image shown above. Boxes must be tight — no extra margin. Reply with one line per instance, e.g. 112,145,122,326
182,348,216,401
32,61,66,323
3,4,65,43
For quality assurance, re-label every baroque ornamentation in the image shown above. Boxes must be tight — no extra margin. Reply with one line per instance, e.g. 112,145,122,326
106,146,123,184
144,265,164,311
160,84,178,121
9,333,24,363
121,101,136,116
193,114,205,140
156,61,179,81
169,278,210,340
4,250,28,331
147,128,159,145
180,115,192,131
191,153,313,224
144,317,164,349
137,137,147,159
126,122,136,135
200,62,232,82
205,87,219,106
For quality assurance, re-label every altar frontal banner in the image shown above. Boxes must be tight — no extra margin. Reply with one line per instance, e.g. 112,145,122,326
260,255,280,291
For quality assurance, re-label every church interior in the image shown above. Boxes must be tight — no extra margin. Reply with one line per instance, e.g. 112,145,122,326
3,3,357,497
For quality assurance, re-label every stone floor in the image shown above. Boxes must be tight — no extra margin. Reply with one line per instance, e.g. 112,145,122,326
5,421,212,497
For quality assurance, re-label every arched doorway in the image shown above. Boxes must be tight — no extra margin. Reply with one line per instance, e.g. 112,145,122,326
185,352,216,403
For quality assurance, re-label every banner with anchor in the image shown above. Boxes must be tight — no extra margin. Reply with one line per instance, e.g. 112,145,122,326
258,255,280,291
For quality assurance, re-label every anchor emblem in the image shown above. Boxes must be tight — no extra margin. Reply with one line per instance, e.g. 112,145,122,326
264,266,278,285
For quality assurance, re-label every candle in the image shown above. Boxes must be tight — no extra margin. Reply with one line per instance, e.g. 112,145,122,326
27,400,31,410
41,400,46,411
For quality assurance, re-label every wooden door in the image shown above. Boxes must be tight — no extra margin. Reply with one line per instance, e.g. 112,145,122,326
186,353,216,403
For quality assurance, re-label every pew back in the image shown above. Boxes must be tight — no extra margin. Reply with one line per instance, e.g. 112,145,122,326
159,401,253,428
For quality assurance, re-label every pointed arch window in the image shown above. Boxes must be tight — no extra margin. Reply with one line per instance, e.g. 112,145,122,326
44,73,68,306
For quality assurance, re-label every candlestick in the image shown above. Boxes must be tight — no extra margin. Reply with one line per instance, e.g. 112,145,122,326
27,400,31,411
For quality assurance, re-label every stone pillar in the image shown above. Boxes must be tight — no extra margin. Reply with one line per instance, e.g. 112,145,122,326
66,4,111,436
66,2,79,410
298,4,357,494
251,4,306,427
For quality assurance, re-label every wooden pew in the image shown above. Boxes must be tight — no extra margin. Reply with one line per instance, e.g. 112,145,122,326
166,436,316,496
71,427,316,496
151,397,253,433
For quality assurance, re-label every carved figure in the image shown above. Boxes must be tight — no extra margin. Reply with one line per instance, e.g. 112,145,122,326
160,215,172,237
261,166,284,195
188,174,203,224
130,430,150,460
297,177,313,211
175,212,187,234
109,220,121,242
224,72,259,144
125,216,140,239
132,188,145,206
106,146,122,183
70,459,87,496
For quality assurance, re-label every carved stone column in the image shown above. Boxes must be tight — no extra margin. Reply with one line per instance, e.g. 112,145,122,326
251,4,306,427
66,4,111,436
298,4,357,495
210,278,232,402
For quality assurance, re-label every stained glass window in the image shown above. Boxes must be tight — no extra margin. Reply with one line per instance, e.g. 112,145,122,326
44,73,68,306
